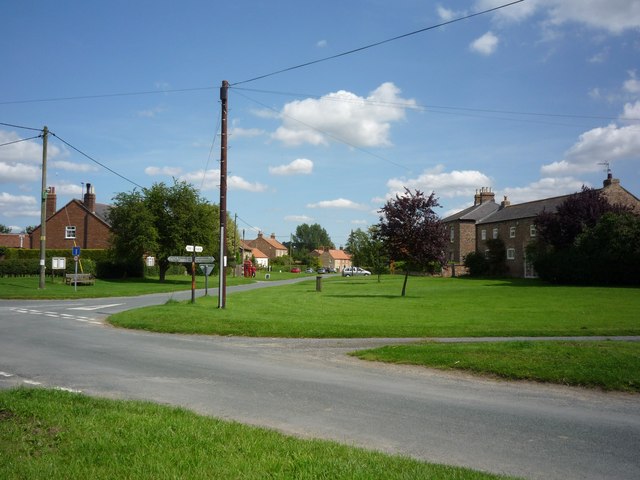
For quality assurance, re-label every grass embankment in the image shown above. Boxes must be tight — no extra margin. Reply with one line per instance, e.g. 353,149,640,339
0,388,512,480
109,275,640,338
352,340,640,392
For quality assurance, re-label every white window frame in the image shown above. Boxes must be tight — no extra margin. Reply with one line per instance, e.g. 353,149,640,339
492,228,498,239
510,226,516,238
65,226,76,239
481,229,486,241
507,248,516,260
530,224,537,237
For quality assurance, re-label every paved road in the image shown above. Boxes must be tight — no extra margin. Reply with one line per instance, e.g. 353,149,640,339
1,286,639,480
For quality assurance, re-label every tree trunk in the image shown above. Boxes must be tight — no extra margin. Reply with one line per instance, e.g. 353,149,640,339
401,269,409,297
159,261,168,282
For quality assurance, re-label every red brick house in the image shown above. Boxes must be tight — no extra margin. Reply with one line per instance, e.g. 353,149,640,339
29,183,112,249
310,248,352,271
246,232,287,259
443,174,640,278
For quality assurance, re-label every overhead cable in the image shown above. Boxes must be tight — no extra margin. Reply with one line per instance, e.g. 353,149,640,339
230,0,525,86
50,132,144,189
0,121,44,132
0,135,43,148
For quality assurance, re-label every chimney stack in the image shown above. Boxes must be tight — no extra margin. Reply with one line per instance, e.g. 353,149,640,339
474,187,495,206
500,195,511,209
45,186,57,219
83,183,96,213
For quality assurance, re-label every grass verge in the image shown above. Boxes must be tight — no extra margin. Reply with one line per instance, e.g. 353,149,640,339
351,340,640,392
108,276,640,338
0,388,513,480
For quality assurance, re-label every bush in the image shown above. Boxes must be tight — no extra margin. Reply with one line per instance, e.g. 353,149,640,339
463,252,488,276
96,258,145,279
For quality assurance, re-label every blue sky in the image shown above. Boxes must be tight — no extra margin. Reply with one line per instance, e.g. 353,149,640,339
2,0,639,248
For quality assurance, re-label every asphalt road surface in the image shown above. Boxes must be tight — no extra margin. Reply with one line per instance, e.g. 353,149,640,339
1,286,639,479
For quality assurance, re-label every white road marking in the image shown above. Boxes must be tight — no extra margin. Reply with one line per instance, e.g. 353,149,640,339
68,303,123,311
55,386,83,394
10,308,102,326
23,380,42,385
0,371,14,377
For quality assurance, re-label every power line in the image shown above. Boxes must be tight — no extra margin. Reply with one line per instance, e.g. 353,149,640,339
230,1,525,86
0,135,42,148
232,86,633,124
0,121,44,132
49,132,144,189
0,86,216,106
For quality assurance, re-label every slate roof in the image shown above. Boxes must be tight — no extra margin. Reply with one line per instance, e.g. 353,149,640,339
477,194,570,225
442,201,500,223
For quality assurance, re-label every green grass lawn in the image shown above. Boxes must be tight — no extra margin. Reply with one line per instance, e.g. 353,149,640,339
0,388,513,480
0,270,315,299
108,275,640,338
352,340,640,392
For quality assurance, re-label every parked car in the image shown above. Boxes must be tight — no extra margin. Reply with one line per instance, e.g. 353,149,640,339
291,267,301,273
317,267,326,274
305,268,314,273
342,266,371,277
324,267,335,273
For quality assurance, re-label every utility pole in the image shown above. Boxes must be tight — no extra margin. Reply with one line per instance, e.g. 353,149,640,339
218,80,229,308
233,213,237,277
38,126,49,289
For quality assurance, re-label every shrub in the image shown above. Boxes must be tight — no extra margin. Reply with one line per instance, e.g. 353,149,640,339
464,251,488,276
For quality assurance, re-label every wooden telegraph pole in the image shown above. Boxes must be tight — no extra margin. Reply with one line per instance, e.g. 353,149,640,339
38,126,49,289
218,81,229,308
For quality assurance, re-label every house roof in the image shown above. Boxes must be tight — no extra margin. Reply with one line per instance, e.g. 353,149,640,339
311,249,351,260
258,235,287,250
442,201,499,223
477,194,570,225
250,248,268,259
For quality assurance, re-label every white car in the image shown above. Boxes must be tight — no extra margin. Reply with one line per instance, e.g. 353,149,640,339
342,266,371,277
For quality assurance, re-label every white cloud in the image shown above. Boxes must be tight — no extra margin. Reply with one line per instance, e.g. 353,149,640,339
307,198,368,210
0,191,39,218
145,166,183,176
621,101,640,121
50,160,97,172
502,177,588,204
137,106,165,118
437,6,456,21
623,70,640,94
230,127,265,139
541,123,640,175
470,31,499,55
316,39,327,48
350,219,369,225
477,0,640,34
272,82,416,148
386,166,492,199
285,215,313,222
0,163,40,183
179,169,267,192
269,158,313,176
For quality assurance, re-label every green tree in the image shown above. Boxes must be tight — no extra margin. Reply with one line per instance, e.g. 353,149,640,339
346,226,388,281
291,223,334,256
376,188,448,296
0,224,11,234
108,180,238,281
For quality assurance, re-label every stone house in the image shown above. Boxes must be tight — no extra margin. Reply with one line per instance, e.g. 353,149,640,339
246,232,287,259
309,248,352,271
443,174,640,278
29,183,112,250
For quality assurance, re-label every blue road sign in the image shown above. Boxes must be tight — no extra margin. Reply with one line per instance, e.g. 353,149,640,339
72,246,81,256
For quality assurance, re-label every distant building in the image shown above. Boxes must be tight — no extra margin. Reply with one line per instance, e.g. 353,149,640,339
442,174,640,278
29,183,112,249
0,233,28,249
310,247,352,271
246,232,287,259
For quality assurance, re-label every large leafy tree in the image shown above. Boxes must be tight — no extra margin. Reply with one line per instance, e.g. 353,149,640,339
0,224,11,234
292,223,334,255
108,180,237,281
346,226,388,281
376,188,448,296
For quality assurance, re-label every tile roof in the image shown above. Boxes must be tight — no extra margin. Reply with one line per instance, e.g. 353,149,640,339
442,201,500,223
477,194,570,224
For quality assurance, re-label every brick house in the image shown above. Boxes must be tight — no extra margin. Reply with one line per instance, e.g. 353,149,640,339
246,232,287,259
240,241,269,268
309,247,352,271
0,233,28,248
443,174,640,278
29,183,112,249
